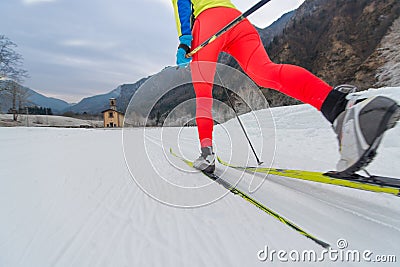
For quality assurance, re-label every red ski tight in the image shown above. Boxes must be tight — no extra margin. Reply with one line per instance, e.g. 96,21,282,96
191,7,332,147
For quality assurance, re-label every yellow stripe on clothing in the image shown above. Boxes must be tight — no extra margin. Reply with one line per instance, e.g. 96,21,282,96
172,0,236,37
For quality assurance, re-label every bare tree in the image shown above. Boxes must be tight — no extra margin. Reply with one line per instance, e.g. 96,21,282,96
0,35,28,83
0,35,30,118
1,79,30,120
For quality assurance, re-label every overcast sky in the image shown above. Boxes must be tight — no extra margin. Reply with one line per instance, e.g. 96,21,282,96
1,0,304,103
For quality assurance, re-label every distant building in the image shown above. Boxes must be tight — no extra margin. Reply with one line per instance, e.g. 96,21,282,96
101,98,124,127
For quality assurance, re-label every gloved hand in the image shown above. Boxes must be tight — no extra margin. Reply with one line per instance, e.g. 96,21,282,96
176,34,193,68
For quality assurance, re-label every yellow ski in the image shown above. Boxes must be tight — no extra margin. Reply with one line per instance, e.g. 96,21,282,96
217,157,400,196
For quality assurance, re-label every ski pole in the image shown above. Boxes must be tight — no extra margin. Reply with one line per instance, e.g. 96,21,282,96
186,0,272,58
222,85,264,165
215,67,263,165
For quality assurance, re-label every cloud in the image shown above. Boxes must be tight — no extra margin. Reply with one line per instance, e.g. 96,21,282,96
22,0,56,5
60,39,119,50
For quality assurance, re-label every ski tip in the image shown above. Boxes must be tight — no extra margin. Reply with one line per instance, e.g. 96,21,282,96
319,240,331,249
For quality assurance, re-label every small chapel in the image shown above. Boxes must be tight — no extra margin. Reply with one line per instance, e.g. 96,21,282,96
101,98,125,128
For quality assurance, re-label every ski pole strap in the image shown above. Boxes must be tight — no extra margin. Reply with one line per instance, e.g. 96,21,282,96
186,0,272,58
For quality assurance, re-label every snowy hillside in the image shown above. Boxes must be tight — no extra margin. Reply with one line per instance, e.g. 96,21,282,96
375,17,400,87
1,87,399,266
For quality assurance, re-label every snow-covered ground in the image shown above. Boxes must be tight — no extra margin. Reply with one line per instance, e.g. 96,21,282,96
1,87,399,266
0,114,102,128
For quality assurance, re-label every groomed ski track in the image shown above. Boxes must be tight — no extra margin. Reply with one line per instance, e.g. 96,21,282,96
1,88,400,266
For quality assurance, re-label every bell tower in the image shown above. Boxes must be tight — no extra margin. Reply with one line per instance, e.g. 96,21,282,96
110,98,117,111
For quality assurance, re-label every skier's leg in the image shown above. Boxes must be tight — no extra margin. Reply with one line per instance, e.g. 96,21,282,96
190,46,218,172
191,59,217,172
224,20,333,110
191,61,215,149
190,8,236,172
224,19,400,173
191,8,229,148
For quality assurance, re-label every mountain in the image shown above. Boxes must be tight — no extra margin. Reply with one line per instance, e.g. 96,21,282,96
217,10,294,67
25,88,72,113
215,0,400,107
259,11,295,47
62,86,121,114
354,15,400,88
63,77,149,114
0,80,71,114
265,0,400,88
